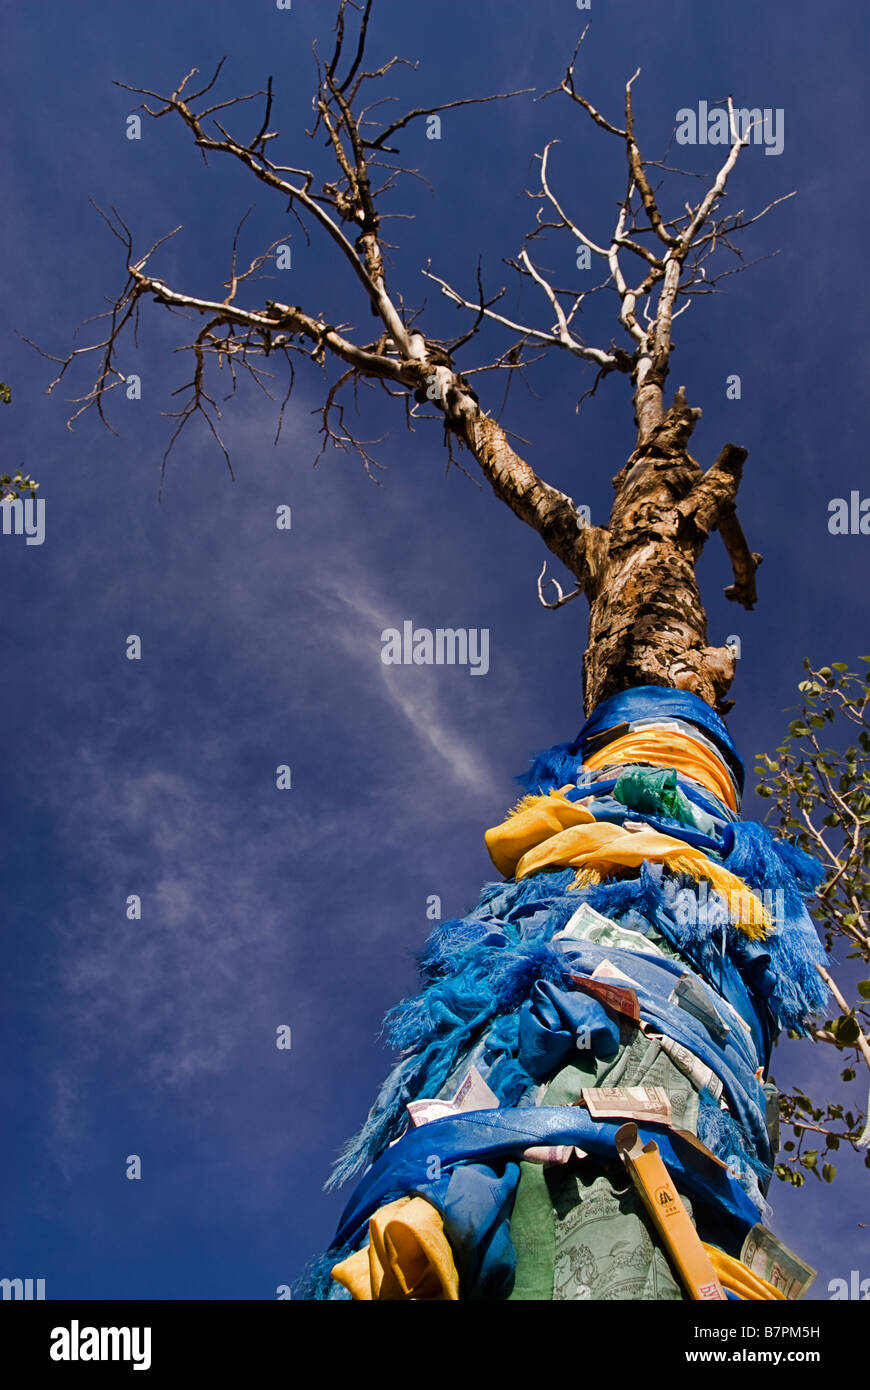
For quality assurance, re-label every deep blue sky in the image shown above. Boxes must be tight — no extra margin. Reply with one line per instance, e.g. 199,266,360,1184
1,0,868,1300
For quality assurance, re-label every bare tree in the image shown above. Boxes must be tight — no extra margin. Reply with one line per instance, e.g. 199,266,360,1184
34,6,788,716
37,1,827,1302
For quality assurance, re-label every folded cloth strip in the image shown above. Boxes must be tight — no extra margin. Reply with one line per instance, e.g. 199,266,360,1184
331,1195,459,1300
575,685,745,794
582,730,739,812
485,807,769,936
615,717,744,797
485,788,595,878
576,793,725,855
485,787,729,880
517,977,621,1080
583,720,744,805
567,769,738,828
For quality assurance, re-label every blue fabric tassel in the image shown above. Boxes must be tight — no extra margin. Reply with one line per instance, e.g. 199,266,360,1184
697,1089,772,1217
721,822,828,1031
518,740,582,795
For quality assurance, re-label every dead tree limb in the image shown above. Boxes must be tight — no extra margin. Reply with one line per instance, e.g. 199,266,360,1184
34,1,792,712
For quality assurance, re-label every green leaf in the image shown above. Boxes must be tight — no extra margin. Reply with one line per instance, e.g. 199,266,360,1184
822,1163,836,1182
857,982,870,999
833,1015,861,1045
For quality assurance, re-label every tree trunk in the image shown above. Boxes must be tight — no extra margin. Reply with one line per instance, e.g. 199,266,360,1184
53,17,814,1302
583,387,736,715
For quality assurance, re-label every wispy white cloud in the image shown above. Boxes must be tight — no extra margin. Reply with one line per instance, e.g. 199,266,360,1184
325,584,501,801
46,754,292,1134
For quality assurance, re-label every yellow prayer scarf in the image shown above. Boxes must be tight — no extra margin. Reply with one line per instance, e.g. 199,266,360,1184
484,787,596,878
582,729,739,812
485,790,768,937
331,1196,460,1300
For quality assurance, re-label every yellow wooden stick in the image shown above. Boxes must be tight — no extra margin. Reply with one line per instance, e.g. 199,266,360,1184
615,1123,727,1301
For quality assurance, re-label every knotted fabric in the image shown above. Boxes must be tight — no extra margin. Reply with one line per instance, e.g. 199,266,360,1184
486,794,769,936
582,729,739,811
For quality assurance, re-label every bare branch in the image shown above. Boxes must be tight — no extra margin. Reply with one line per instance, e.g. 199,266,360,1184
624,72,679,248
677,440,762,608
537,561,584,610
366,88,533,151
543,26,626,138
423,265,622,371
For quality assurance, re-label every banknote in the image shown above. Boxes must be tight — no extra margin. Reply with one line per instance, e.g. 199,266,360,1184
522,1144,588,1165
451,1065,499,1112
762,1080,781,1151
573,975,641,1024
591,958,641,989
581,1085,673,1125
655,1032,724,1101
406,1098,458,1128
669,971,730,1045
406,1064,499,1129
555,904,666,960
740,1224,817,1300
555,902,621,942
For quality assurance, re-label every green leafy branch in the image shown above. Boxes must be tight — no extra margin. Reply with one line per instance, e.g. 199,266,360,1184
0,382,40,502
756,660,870,1186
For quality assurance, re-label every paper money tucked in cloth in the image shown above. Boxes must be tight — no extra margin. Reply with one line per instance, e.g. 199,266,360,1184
580,1084,673,1126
